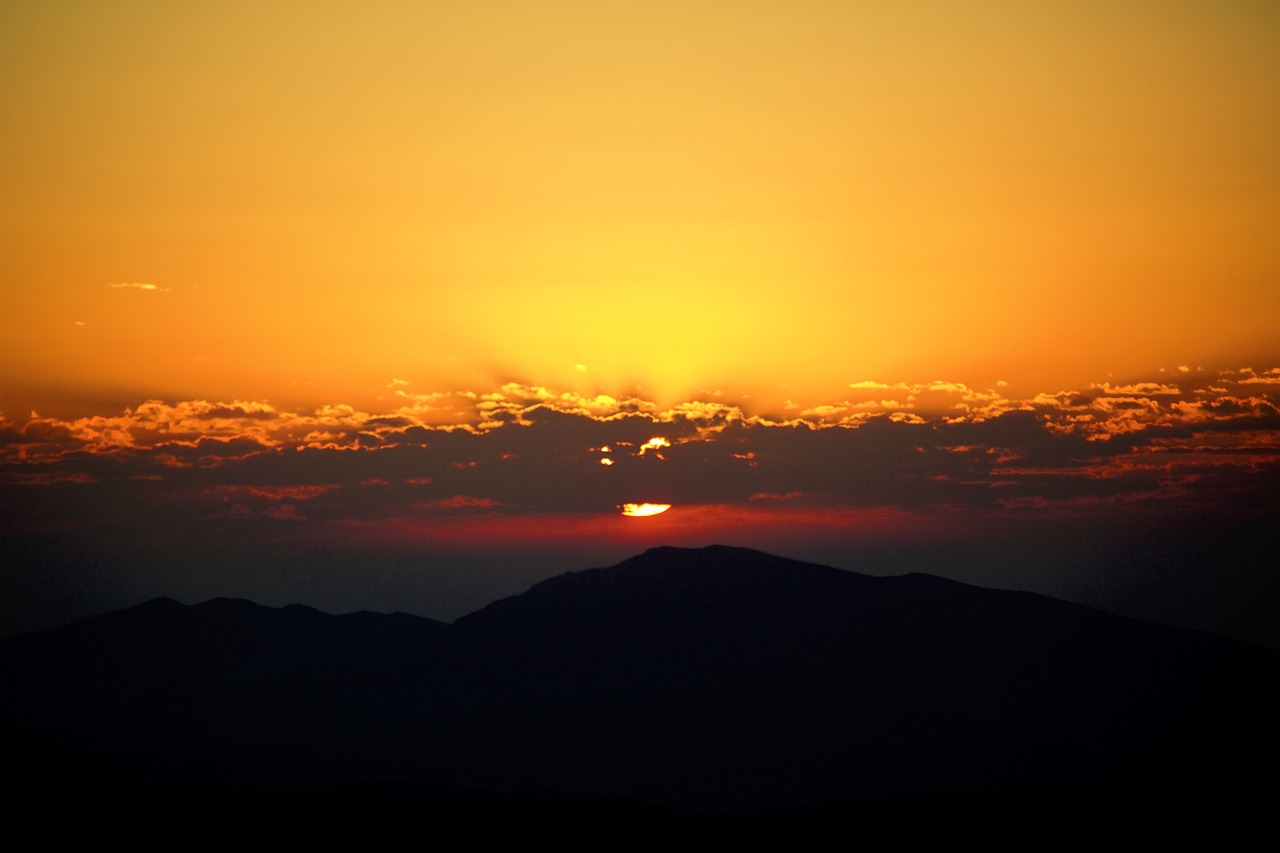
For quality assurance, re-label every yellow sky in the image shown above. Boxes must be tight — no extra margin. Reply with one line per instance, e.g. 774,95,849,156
3,1,1278,418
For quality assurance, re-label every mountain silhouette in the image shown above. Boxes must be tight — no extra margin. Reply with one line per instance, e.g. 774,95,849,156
4,545,1277,837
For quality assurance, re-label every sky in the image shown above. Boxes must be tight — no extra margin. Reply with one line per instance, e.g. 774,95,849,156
3,1,1278,645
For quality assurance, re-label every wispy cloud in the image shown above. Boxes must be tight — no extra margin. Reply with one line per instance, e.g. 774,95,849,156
109,282,167,292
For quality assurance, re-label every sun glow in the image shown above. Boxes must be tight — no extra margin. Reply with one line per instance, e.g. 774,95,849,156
619,503,672,518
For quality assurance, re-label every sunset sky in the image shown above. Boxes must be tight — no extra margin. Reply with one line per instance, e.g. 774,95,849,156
3,2,1278,644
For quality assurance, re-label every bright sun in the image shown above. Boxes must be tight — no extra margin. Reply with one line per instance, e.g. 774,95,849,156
619,503,672,518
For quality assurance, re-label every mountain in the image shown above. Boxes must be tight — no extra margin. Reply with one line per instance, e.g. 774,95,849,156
436,545,1278,807
4,545,1277,837
2,596,446,725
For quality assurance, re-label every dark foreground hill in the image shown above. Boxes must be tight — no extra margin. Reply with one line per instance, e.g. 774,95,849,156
4,545,1278,840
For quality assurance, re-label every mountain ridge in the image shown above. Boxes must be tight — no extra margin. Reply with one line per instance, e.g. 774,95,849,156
7,544,1259,648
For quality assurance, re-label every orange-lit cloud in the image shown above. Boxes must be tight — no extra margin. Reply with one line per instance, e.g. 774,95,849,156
3,366,1276,532
247,485,338,502
637,437,670,457
108,283,164,292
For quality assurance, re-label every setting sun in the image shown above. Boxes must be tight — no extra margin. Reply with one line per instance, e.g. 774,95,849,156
620,503,673,518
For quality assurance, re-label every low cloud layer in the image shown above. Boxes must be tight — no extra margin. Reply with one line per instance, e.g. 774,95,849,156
4,366,1276,528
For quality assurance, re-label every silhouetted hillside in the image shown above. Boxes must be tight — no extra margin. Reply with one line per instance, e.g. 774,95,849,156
4,545,1277,833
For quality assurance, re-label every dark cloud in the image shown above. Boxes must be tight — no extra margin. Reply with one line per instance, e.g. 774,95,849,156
4,369,1279,524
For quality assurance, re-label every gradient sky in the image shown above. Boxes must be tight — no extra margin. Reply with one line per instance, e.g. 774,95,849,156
3,2,1278,644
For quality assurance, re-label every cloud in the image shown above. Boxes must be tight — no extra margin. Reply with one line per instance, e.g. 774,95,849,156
109,282,167,292
422,494,502,510
247,485,338,501
1091,382,1183,396
2,364,1277,539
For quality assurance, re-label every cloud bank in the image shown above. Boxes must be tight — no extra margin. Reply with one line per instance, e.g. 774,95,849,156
4,366,1276,527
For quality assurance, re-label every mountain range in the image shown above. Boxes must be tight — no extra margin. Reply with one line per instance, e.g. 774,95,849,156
4,545,1276,840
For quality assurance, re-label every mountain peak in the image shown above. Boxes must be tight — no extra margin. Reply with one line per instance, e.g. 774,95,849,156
621,544,830,573
629,544,774,564
455,544,870,639
132,596,184,610
638,544,758,557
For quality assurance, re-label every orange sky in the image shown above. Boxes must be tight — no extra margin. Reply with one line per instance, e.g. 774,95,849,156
3,1,1278,419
